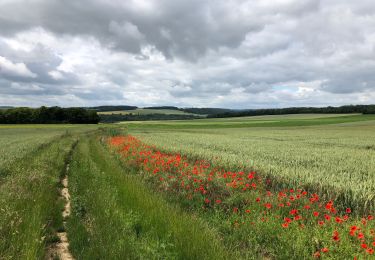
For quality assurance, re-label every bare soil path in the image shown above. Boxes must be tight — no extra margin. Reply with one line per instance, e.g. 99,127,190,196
46,164,74,260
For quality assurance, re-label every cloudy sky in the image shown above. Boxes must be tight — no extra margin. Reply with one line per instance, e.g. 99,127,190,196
0,0,375,108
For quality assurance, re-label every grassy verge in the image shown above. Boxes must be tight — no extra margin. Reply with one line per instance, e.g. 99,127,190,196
0,134,77,259
67,133,229,259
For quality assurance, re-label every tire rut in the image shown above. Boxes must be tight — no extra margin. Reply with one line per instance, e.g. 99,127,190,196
46,147,75,260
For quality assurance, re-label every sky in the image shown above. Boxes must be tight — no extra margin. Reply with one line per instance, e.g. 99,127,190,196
0,0,375,109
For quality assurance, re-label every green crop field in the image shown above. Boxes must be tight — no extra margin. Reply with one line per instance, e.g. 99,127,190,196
0,125,97,170
130,117,375,212
1,114,375,259
122,113,375,129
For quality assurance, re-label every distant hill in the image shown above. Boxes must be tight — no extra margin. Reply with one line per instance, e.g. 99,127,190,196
208,105,375,118
181,108,234,115
98,108,199,116
0,106,13,110
143,106,180,110
99,113,201,123
97,107,205,122
142,107,236,115
88,105,138,112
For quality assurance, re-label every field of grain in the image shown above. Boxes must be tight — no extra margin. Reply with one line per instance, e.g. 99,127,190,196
123,113,375,129
131,118,375,212
0,125,96,170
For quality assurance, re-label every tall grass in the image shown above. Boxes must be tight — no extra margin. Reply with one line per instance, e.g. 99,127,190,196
67,134,229,259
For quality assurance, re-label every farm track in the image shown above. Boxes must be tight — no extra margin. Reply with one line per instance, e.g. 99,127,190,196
46,144,76,260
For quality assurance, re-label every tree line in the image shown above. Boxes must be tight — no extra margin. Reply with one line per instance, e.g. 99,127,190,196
0,106,100,124
208,105,375,118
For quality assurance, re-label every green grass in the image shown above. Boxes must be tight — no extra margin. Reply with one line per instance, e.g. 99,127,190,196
67,133,229,259
130,117,375,213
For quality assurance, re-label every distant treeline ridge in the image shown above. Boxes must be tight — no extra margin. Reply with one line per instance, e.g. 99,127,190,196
0,106,99,124
208,105,375,118
143,106,233,115
88,105,138,112
99,113,201,123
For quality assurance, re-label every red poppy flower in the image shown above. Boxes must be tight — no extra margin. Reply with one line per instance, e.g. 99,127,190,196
290,209,298,215
282,222,289,228
325,201,333,209
332,231,340,241
284,217,292,223
265,203,272,209
350,225,358,231
335,217,343,223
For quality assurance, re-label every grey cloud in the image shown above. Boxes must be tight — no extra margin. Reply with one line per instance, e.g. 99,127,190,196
0,79,65,96
321,70,375,94
0,39,79,85
0,56,37,79
0,0,316,60
1,0,375,107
